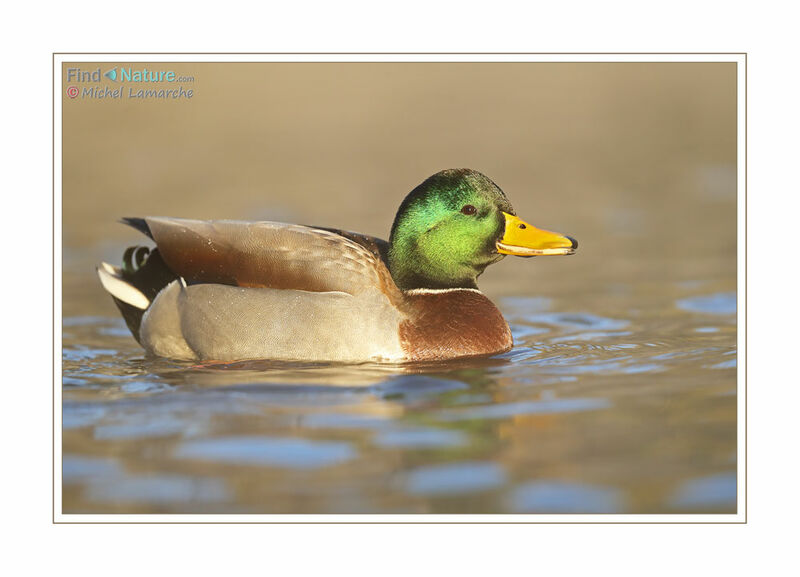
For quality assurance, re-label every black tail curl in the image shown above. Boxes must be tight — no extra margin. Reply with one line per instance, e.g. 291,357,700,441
110,247,177,343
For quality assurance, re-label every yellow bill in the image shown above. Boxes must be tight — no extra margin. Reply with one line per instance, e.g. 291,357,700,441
496,212,578,256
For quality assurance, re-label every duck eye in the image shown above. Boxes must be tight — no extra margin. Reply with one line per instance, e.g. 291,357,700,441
460,204,477,215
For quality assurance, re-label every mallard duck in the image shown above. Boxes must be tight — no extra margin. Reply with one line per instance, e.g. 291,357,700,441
97,169,577,363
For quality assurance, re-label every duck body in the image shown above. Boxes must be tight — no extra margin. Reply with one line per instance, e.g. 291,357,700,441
98,169,576,363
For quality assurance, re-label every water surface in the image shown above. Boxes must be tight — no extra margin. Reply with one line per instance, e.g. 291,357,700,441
62,281,736,514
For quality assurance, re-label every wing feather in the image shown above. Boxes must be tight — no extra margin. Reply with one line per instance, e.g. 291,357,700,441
143,217,400,299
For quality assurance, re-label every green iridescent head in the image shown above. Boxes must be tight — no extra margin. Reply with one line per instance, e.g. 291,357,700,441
388,169,513,290
387,168,578,291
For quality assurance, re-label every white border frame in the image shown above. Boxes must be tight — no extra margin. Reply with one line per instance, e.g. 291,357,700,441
54,53,745,523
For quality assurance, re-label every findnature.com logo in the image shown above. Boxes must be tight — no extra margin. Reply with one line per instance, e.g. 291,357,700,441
65,66,195,100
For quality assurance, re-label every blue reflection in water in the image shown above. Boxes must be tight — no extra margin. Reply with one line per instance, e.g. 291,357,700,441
677,292,736,315
373,428,467,449
404,462,506,495
119,380,175,394
64,455,230,505
510,481,625,513
62,455,122,483
63,347,118,362
62,405,107,430
303,413,390,430
670,472,737,509
175,436,356,469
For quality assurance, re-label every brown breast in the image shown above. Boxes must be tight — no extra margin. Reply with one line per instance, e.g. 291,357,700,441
398,289,513,361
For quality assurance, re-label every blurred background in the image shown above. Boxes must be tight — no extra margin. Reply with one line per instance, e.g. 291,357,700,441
61,61,737,514
63,62,735,312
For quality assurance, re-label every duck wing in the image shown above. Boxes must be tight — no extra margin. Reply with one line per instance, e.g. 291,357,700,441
307,225,390,263
136,217,400,299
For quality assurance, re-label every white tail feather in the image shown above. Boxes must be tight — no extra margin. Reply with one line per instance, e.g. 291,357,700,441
99,261,120,275
97,264,150,310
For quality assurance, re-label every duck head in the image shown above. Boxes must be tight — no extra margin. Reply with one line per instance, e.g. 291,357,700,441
388,168,577,291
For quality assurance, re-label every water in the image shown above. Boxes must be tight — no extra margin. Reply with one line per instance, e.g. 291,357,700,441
61,281,736,514
60,62,737,515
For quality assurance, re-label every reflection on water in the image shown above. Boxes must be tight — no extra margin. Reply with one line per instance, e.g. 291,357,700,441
62,285,737,514
676,292,737,315
404,462,507,496
176,437,357,469
670,473,737,510
510,481,625,514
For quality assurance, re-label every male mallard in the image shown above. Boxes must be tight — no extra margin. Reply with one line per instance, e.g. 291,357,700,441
97,169,577,363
